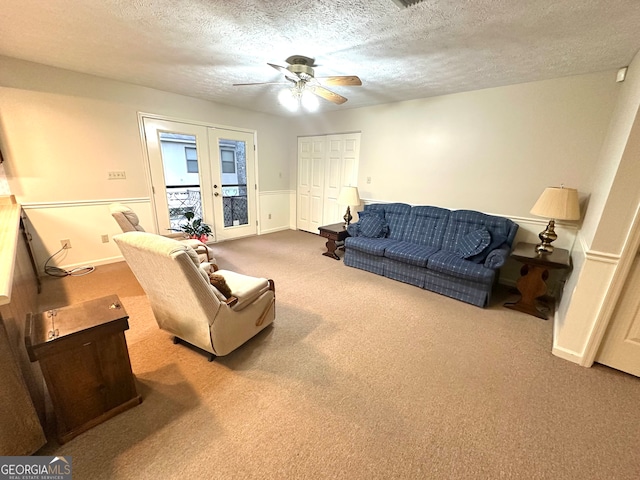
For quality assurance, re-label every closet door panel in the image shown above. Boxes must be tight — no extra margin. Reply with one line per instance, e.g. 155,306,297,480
298,133,360,232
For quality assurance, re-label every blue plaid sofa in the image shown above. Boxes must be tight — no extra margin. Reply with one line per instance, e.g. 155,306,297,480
344,203,519,307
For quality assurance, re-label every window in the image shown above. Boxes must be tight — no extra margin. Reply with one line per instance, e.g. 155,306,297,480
185,147,198,173
220,147,236,174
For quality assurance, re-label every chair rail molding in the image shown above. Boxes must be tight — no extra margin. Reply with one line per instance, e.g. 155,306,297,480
21,197,151,209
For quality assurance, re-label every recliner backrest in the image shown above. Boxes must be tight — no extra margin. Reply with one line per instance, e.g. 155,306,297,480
114,231,220,353
110,203,146,233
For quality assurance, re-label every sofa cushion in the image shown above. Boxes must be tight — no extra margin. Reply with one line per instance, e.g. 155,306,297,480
467,233,509,264
359,215,389,238
384,242,439,268
345,237,399,256
348,210,384,237
427,251,495,283
442,210,516,252
403,206,451,248
456,228,491,258
364,203,412,240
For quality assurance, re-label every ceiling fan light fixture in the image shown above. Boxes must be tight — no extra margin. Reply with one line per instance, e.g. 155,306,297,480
301,90,319,112
237,55,361,109
278,88,299,112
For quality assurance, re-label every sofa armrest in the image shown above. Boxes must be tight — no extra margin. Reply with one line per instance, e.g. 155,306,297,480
346,222,360,237
483,245,509,269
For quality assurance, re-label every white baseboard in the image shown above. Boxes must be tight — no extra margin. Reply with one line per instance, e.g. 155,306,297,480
260,226,292,235
552,345,583,364
51,255,124,274
552,309,584,365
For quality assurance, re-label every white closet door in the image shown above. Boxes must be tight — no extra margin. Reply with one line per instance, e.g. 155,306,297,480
297,136,326,233
297,133,360,233
323,133,360,225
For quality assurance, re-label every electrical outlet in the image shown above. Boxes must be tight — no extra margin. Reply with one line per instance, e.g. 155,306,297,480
268,213,272,219
60,239,71,249
101,234,109,243
107,171,126,180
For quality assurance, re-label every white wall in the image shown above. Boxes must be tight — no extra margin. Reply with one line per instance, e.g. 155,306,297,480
289,72,618,219
0,164,10,196
0,56,291,270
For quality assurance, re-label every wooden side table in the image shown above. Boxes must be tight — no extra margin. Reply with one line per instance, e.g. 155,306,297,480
318,223,350,260
504,242,571,319
25,295,142,444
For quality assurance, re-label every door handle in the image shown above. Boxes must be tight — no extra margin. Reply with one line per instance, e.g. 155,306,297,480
214,192,220,197
213,184,218,189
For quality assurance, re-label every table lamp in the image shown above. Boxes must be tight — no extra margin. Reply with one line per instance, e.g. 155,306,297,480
337,186,360,226
530,186,580,254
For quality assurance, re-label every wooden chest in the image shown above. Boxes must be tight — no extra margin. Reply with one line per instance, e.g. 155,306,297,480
25,295,142,444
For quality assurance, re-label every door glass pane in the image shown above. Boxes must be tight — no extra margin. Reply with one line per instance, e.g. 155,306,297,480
159,132,204,233
219,139,248,227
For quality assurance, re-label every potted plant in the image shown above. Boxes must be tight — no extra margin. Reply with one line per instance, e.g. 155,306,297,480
179,211,212,243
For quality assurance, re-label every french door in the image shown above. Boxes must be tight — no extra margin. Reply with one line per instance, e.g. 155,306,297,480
208,128,257,241
142,117,257,242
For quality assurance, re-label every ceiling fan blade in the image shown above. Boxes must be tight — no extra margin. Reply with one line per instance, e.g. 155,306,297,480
233,81,290,86
311,86,348,105
268,63,300,82
316,76,362,86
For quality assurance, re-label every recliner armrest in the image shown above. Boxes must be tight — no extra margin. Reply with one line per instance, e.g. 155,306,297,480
216,270,271,311
165,232,188,239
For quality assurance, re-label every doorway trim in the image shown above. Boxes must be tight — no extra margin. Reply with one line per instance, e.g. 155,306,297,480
136,112,261,238
582,202,640,366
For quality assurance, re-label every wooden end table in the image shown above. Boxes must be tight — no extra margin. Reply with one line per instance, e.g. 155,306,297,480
318,223,350,260
504,242,571,319
25,295,142,444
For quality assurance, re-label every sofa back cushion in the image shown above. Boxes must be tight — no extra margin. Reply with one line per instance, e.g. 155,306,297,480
364,203,412,240
358,214,389,238
441,210,518,253
403,206,451,248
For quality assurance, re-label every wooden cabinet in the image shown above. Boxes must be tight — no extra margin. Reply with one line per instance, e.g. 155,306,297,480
0,196,46,455
25,295,142,444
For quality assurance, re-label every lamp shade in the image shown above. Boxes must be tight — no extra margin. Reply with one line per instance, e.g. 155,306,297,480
530,187,580,221
337,186,360,206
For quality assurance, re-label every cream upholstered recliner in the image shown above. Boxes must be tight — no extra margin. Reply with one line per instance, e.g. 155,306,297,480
109,203,215,264
114,231,275,360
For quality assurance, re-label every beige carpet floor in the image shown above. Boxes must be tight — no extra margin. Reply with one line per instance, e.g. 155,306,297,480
35,230,640,479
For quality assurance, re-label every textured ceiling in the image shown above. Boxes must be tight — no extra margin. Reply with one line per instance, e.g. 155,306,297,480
1,0,640,116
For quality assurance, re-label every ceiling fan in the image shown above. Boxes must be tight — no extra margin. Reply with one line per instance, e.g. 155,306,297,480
233,55,362,110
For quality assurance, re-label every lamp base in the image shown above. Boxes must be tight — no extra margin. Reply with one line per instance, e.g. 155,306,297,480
343,206,352,226
535,219,557,254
